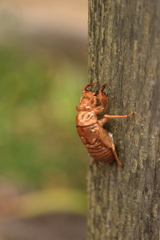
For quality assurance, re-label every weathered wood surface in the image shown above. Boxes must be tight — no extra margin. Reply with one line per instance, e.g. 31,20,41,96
87,1,160,240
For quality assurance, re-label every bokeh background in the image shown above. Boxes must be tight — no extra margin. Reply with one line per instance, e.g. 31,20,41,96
0,1,87,239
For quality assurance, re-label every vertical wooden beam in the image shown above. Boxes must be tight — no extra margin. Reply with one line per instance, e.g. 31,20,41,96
87,1,160,239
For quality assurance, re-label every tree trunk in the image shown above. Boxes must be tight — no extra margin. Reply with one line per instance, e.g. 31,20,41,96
87,1,160,240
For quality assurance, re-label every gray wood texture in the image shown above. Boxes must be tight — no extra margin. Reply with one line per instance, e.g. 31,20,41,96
87,1,160,239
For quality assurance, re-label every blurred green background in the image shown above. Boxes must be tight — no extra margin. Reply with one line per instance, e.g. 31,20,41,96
0,0,88,221
0,42,87,190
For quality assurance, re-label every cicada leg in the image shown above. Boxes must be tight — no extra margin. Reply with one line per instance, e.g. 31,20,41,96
82,81,98,93
104,112,134,119
97,84,107,108
111,144,123,168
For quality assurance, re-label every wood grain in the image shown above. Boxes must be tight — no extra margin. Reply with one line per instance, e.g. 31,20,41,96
87,1,160,239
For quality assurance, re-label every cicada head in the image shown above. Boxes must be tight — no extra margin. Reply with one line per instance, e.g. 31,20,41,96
76,96,97,111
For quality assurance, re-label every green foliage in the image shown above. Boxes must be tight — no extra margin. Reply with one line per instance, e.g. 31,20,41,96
0,44,87,190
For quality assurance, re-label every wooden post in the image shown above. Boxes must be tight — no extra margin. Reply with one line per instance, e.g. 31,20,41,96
87,1,160,239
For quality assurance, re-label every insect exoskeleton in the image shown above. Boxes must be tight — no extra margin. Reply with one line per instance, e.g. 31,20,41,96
76,81,134,168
